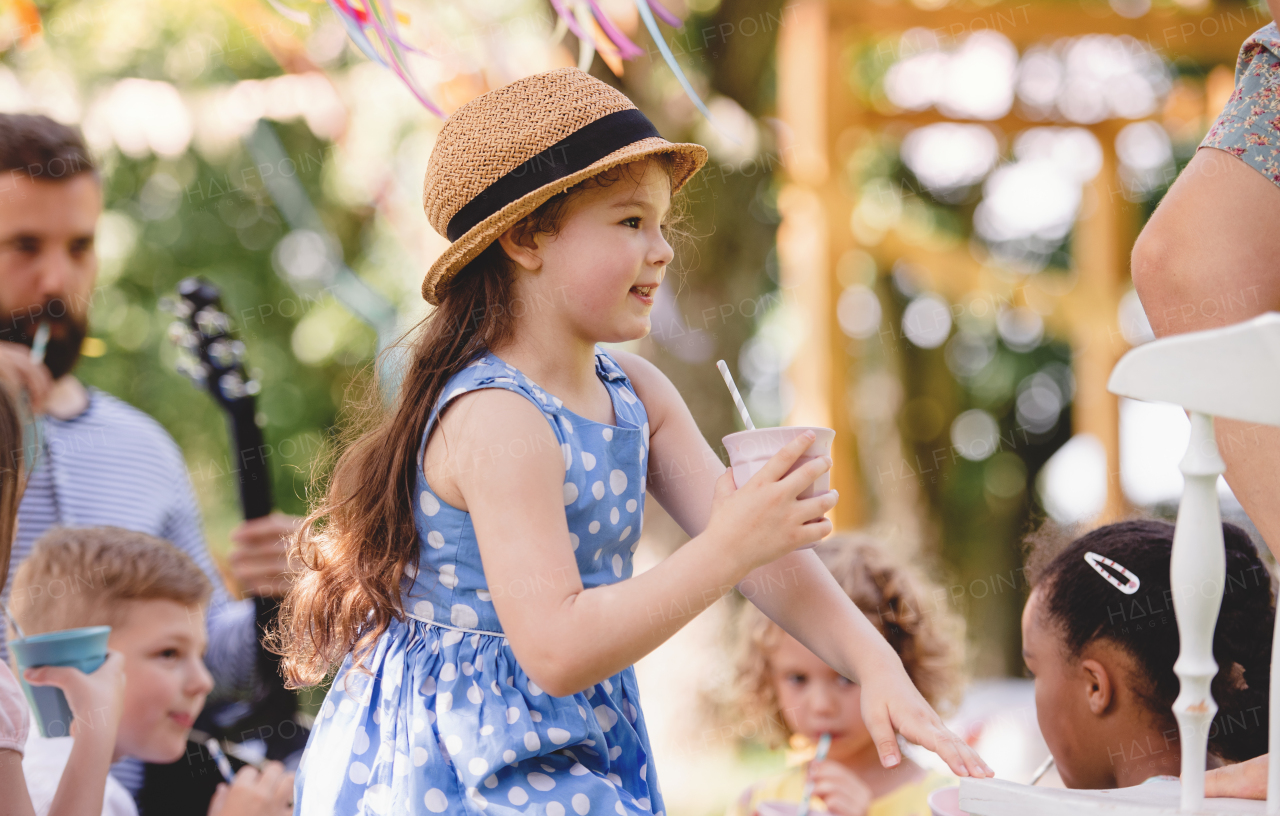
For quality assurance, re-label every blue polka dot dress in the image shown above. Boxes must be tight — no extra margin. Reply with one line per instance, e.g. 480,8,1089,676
295,348,665,815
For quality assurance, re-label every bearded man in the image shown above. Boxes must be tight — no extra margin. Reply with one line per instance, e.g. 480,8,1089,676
0,112,299,804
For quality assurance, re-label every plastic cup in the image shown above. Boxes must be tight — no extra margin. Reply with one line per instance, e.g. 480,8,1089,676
928,785,967,816
722,426,836,500
722,426,836,547
9,625,111,737
754,802,800,816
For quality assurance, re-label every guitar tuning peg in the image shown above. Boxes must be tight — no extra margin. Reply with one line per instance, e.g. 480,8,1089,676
168,323,199,353
245,379,261,396
194,308,229,337
207,338,237,369
218,371,246,400
197,281,221,304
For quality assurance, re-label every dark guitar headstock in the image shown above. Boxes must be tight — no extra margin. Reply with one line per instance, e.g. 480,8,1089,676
162,277,261,409
154,278,304,774
161,276,271,520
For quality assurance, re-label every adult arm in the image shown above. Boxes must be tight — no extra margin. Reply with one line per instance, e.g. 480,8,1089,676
1131,147,1280,557
1136,17,1280,798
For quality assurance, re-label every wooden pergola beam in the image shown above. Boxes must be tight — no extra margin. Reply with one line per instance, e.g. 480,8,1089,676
832,0,1259,63
779,0,1256,527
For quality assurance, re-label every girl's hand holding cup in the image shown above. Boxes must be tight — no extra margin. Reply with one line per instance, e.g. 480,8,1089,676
806,760,873,816
709,430,839,573
23,649,125,743
208,761,295,816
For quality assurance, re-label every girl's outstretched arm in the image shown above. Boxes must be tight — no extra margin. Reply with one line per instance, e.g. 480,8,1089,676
614,352,991,779
440,385,834,698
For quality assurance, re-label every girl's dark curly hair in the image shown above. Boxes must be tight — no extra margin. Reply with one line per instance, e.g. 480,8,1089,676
1026,519,1274,762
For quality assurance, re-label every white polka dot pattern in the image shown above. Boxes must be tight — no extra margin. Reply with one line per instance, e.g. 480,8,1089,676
297,350,661,815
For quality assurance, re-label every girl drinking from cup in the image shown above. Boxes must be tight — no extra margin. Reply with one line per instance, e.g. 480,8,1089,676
725,534,965,816
278,68,989,815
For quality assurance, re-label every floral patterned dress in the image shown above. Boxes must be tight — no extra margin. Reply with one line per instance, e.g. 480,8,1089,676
294,348,665,815
1201,22,1280,186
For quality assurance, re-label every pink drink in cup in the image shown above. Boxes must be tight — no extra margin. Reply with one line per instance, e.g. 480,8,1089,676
722,427,835,499
723,427,836,546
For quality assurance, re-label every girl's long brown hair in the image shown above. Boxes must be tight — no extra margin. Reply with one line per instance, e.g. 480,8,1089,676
0,379,23,598
276,157,680,687
275,243,517,687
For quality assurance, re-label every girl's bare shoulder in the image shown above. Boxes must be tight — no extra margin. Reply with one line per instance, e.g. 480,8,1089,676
606,349,683,418
424,386,565,509
433,386,560,449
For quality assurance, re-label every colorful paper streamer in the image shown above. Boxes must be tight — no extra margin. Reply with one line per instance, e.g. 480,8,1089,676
325,0,443,116
260,0,731,135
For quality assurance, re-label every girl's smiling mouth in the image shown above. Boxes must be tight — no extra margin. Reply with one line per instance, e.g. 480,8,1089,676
630,284,657,305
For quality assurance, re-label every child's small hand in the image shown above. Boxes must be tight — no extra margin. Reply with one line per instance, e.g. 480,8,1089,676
24,651,125,743
807,760,872,816
208,761,294,816
708,432,838,572
858,658,992,779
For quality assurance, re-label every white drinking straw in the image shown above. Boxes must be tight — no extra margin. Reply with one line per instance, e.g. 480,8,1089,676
716,360,755,430
29,321,49,365
1,602,23,639
796,732,832,816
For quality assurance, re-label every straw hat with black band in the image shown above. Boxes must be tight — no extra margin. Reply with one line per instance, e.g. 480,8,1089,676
420,67,709,305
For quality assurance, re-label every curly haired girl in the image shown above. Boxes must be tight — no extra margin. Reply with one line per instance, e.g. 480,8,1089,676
726,533,966,816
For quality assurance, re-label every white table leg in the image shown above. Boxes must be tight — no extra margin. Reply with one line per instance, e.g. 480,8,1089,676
1172,411,1226,811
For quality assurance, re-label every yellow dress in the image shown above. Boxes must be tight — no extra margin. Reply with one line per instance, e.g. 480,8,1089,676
726,763,954,816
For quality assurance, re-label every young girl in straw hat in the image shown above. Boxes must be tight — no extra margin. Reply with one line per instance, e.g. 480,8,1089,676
279,67,989,815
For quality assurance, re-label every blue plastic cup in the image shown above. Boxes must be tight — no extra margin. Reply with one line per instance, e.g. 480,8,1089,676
9,625,111,737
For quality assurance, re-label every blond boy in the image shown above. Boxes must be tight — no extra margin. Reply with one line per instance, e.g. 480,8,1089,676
8,527,291,816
